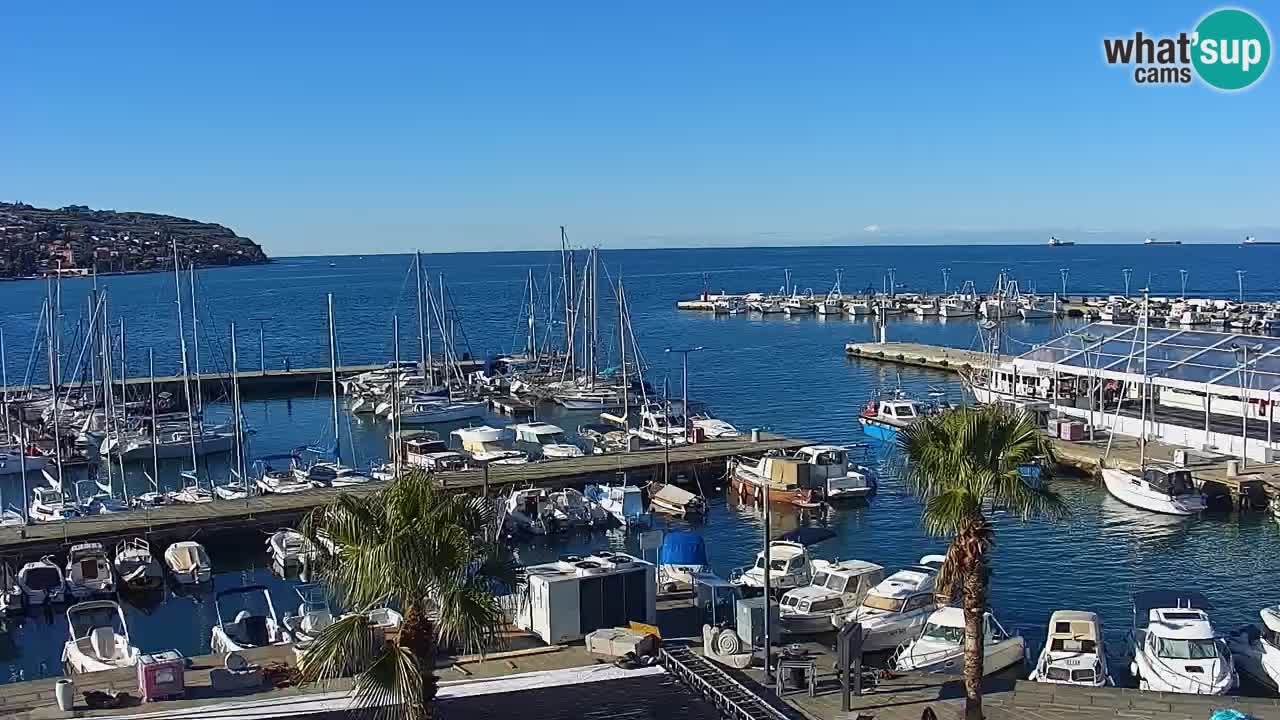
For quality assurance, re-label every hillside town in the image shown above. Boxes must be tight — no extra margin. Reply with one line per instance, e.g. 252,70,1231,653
0,201,269,278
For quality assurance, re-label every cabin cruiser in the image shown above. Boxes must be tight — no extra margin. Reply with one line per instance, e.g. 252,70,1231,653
164,541,213,585
30,485,79,523
1227,605,1280,692
1127,590,1234,694
833,555,946,650
729,541,813,595
512,422,583,459
61,600,140,674
791,445,877,500
504,487,561,535
893,607,1026,675
633,403,687,446
657,531,709,591
584,484,651,529
1101,464,1205,516
268,529,317,567
1099,301,1135,323
18,556,66,605
114,538,163,592
0,446,48,475
65,542,115,599
405,451,470,473
858,397,925,441
547,488,609,529
729,453,820,507
645,481,705,517
211,585,292,653
844,299,873,316
451,426,528,465
779,559,884,635
688,411,740,439
1029,610,1111,686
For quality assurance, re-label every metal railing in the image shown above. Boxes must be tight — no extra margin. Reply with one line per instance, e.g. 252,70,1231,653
659,642,792,720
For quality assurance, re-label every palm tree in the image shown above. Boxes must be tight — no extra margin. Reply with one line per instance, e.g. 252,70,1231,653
297,469,522,720
897,405,1066,720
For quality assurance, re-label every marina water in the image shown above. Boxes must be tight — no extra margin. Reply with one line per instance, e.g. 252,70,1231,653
1,244,1278,687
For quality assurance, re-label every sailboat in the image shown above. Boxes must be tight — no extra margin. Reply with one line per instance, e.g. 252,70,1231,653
214,324,254,500
1100,291,1206,515
295,294,371,487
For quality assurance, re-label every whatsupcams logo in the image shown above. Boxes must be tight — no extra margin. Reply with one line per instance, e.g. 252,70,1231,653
1103,8,1270,90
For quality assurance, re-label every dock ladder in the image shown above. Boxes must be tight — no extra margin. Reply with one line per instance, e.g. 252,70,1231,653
659,642,797,720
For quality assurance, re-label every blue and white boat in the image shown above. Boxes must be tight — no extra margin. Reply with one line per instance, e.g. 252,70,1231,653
657,532,708,591
584,484,651,529
858,397,926,440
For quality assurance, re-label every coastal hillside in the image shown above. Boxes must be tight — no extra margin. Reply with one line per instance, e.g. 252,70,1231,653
0,201,269,277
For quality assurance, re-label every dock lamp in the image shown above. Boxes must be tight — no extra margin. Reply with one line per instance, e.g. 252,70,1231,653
664,347,704,442
1231,342,1263,468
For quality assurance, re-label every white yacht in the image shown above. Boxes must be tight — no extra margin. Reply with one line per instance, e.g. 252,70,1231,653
584,484,651,529
892,607,1026,675
779,559,884,635
164,540,213,585
61,600,140,674
1127,590,1235,695
30,485,78,523
729,541,813,595
18,556,66,606
1227,605,1280,692
268,529,317,567
1101,464,1205,516
64,542,115,599
512,422,583,459
114,538,163,592
833,555,945,650
451,426,528,465
1028,610,1111,686
791,445,877,500
210,585,292,653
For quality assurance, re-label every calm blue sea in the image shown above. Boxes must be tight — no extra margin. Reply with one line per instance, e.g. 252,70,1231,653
1,244,1278,689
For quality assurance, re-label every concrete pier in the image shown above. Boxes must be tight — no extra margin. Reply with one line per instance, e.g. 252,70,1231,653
844,340,991,373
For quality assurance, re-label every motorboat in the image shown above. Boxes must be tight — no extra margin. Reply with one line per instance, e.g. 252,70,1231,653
1019,296,1058,320
268,529,317,567
0,446,48,476
18,556,66,606
0,562,22,614
688,411,740,439
1101,464,1205,516
791,445,877,500
729,541,813,595
892,607,1026,675
833,555,946,650
939,295,977,318
914,298,941,317
633,403,687,447
213,470,257,500
64,542,115,599
1227,605,1280,692
645,481,705,518
395,398,487,425
405,451,470,473
584,484,651,529
281,584,335,645
512,422,583,459
164,540,213,585
783,295,815,315
547,488,609,529
979,297,1019,321
858,397,925,441
73,479,130,515
656,531,709,591
1127,590,1235,695
114,538,163,592
554,386,629,411
30,485,79,523
451,426,528,465
713,298,746,315
1099,301,1135,323
750,298,785,314
844,299,873,316
729,453,823,507
298,461,373,488
61,600,140,673
1028,610,1111,686
816,293,844,316
255,454,315,494
210,585,292,653
504,487,560,535
1179,310,1211,326
779,559,884,635
577,423,636,454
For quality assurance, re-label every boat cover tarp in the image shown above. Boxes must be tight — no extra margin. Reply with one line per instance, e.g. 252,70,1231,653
651,483,698,508
659,532,707,566
779,527,837,547
169,545,202,572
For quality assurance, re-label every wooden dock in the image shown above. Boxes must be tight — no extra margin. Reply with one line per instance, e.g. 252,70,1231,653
843,341,990,373
0,434,807,559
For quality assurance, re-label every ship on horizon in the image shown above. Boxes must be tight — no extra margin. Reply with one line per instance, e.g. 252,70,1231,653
1243,235,1280,246
1047,236,1075,247
1143,237,1181,246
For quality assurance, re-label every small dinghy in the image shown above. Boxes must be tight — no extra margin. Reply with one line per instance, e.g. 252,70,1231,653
18,556,66,606
164,541,212,585
210,585,291,653
267,529,317,567
61,600,140,674
65,542,115,599
114,538,164,592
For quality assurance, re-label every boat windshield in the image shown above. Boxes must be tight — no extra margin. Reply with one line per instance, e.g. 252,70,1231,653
824,574,853,593
862,594,905,612
811,571,831,588
754,557,789,571
539,432,568,444
920,622,964,645
1153,636,1225,660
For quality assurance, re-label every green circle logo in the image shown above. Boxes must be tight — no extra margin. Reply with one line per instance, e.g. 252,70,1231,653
1193,8,1271,90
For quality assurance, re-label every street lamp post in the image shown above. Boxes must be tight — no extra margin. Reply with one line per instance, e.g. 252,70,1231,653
1232,342,1262,468
941,267,951,295
1122,268,1133,298
1059,268,1069,299
1237,270,1247,303
1081,332,1101,441
665,347,705,442
1179,269,1188,300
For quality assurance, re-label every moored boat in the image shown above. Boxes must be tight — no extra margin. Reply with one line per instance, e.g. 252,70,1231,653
114,538,163,592
1028,610,1111,686
779,559,884,635
892,607,1026,675
61,600,140,674
164,541,212,585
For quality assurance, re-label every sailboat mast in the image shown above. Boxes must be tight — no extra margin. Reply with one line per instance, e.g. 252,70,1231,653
45,295,64,490
327,293,341,464
172,241,198,472
2,326,24,518
230,322,244,492
148,349,159,494
392,314,401,479
189,262,203,425
528,268,537,360
101,298,114,497
619,278,628,421
415,251,428,383
1139,290,1150,466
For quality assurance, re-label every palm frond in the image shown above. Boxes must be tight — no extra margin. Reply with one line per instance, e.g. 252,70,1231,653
350,642,426,720
298,614,386,685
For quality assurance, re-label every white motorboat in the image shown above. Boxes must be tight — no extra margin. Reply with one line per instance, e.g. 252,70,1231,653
1101,464,1205,516
30,485,79,523
395,398,487,425
298,461,373,488
791,445,877,500
451,426,528,465
1127,590,1235,695
1019,296,1057,320
1029,610,1111,686
255,454,314,494
751,298,785,314
844,299,873,316
892,607,1026,675
405,451,470,473
164,541,213,585
64,542,115,599
688,412,740,439
938,295,977,317
18,556,66,606
1179,310,1211,326
816,295,844,316
633,404,687,447
547,488,609,528
114,538,163,592
729,541,813,595
646,481,705,517
504,488,560,535
584,484,651,529
281,584,335,645
210,585,292,653
0,447,48,476
655,531,709,590
512,422,583,459
167,471,214,504
268,529,317,567
0,504,23,527
833,555,946,650
553,386,628,411
1227,605,1280,692
914,298,941,317
779,559,884,635
783,296,815,315
61,600,140,673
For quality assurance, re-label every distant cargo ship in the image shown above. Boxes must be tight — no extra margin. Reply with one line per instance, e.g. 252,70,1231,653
1243,235,1280,246
1143,237,1181,246
1047,236,1075,247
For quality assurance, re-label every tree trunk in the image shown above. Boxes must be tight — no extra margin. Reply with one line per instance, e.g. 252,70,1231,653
398,604,439,719
961,539,988,720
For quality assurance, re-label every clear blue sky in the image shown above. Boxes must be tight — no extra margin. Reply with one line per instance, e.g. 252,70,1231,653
2,1,1276,254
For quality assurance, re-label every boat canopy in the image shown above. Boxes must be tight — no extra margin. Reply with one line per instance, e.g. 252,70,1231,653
1132,589,1213,628
659,532,707,566
780,527,837,547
